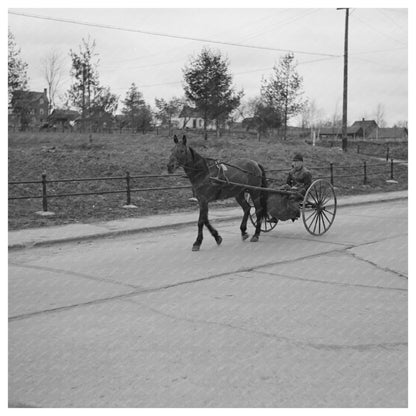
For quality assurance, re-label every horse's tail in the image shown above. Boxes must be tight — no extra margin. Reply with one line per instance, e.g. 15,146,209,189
258,163,268,219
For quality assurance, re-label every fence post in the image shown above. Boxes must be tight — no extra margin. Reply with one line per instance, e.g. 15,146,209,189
363,161,367,185
390,159,394,179
41,172,48,211
126,171,131,205
330,162,334,186
386,146,390,161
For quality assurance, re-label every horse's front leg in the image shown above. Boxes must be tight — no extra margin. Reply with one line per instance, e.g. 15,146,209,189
192,203,206,251
192,201,222,251
204,216,222,246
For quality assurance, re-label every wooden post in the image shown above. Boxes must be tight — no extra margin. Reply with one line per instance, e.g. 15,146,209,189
122,171,137,209
386,146,390,161
390,159,394,179
363,161,367,185
330,163,334,186
41,172,48,211
126,171,131,205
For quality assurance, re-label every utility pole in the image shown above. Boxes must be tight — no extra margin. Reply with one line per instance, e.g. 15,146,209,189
337,7,349,152
82,62,86,133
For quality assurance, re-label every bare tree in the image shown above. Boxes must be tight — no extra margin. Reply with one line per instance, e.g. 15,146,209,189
261,52,306,140
300,99,323,129
394,120,408,128
41,49,65,112
374,103,386,128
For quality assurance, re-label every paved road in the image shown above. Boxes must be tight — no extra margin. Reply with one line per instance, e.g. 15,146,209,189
9,199,408,407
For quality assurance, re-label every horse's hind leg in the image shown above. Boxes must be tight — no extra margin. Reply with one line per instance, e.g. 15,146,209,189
236,193,251,241
250,195,264,242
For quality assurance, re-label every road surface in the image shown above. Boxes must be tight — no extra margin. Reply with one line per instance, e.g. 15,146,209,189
9,199,408,407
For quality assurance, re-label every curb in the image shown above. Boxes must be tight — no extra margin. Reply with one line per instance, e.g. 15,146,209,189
8,193,408,250
8,214,242,251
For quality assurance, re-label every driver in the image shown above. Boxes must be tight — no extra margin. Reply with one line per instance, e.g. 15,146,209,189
280,152,312,220
285,153,312,196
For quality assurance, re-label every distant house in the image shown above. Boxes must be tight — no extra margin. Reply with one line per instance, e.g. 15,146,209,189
86,110,116,133
174,106,216,130
318,118,380,140
47,109,80,132
318,125,362,139
350,118,378,138
368,127,408,141
242,117,256,131
9,89,49,131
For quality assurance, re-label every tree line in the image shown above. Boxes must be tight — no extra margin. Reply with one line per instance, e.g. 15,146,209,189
13,29,406,138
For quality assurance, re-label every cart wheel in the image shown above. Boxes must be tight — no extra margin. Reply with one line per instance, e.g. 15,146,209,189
302,179,337,236
244,191,278,233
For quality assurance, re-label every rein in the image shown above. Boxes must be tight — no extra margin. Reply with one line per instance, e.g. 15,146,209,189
178,146,281,184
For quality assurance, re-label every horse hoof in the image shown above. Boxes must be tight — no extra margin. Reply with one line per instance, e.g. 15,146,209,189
192,245,200,252
242,233,249,241
250,235,259,243
216,236,223,246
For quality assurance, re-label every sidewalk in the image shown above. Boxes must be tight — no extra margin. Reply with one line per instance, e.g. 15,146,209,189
8,190,408,250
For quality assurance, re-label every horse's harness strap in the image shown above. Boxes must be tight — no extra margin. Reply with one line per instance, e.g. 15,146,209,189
214,160,230,183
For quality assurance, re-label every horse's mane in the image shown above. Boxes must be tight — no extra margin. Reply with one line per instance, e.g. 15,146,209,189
189,146,207,165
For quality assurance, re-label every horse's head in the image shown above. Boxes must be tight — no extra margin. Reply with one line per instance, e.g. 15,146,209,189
167,135,190,173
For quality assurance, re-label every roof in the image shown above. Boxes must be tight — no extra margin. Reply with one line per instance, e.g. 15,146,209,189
319,125,361,135
350,119,378,130
48,109,79,121
179,106,201,118
12,90,47,104
367,127,408,139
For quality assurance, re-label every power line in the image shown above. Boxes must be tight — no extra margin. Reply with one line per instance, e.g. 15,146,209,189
351,12,407,47
350,56,407,72
376,9,408,34
8,10,341,58
349,46,407,56
240,8,319,43
113,56,341,90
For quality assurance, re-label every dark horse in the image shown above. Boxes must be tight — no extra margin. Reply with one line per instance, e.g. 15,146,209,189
167,135,268,251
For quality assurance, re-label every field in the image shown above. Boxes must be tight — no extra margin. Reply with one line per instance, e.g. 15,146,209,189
8,130,408,230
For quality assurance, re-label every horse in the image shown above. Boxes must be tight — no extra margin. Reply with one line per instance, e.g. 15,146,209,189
167,135,268,251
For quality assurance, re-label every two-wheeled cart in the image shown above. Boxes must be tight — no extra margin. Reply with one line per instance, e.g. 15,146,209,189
211,176,337,236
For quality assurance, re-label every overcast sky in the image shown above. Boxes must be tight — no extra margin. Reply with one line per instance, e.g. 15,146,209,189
8,6,408,126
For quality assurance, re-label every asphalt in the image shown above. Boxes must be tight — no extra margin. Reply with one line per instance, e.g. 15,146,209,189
8,190,408,250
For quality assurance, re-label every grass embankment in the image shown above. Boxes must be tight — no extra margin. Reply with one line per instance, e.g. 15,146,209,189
8,130,408,230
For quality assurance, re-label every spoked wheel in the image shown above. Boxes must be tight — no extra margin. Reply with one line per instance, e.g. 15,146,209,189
244,191,278,233
302,179,337,236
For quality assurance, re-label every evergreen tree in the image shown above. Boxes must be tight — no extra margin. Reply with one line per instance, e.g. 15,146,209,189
261,52,306,140
154,97,182,136
68,37,100,130
89,86,119,129
183,47,243,139
122,84,153,133
8,28,28,103
246,97,282,140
